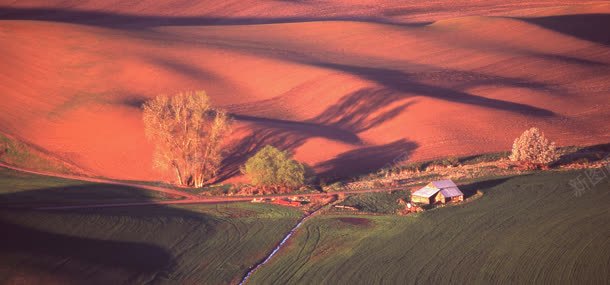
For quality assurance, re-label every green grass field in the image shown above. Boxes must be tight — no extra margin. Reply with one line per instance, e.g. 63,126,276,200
1,165,609,284
0,203,302,284
0,167,304,284
338,190,408,214
249,169,610,284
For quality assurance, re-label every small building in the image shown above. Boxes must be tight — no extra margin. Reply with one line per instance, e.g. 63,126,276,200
411,179,464,204
272,199,302,207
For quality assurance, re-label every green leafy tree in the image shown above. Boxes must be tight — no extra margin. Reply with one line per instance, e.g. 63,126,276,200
242,145,306,189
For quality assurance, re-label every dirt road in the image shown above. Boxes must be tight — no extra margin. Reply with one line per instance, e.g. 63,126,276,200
35,187,408,210
0,162,409,210
0,162,200,199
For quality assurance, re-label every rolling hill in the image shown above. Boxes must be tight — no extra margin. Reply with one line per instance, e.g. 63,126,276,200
0,1,609,182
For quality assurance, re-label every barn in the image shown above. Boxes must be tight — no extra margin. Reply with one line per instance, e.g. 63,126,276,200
411,179,464,204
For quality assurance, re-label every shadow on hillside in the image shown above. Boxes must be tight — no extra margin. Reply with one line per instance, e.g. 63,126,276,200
529,51,608,67
459,177,513,198
218,126,314,182
0,183,163,207
316,140,418,181
520,14,610,46
175,32,560,117
219,132,418,183
0,184,224,283
0,6,430,28
553,142,610,167
233,114,362,144
0,217,173,283
218,87,419,182
118,96,147,109
309,62,557,117
218,57,557,181
1,7,580,117
310,88,416,133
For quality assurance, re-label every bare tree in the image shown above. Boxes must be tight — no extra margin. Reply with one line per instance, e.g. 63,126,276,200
143,91,231,187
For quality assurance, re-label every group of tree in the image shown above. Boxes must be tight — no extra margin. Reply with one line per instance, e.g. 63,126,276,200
143,91,307,189
143,91,558,189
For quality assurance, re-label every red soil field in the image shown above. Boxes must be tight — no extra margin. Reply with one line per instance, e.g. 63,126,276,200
0,1,609,182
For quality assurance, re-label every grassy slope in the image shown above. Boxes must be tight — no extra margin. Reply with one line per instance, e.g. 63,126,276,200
0,167,168,204
0,133,79,174
338,190,408,214
0,167,303,284
0,203,302,284
250,169,610,284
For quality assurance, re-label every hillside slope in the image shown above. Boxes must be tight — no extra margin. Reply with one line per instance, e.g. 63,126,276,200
0,1,609,181
250,170,610,284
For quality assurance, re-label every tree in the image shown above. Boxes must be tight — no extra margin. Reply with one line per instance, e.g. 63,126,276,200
242,145,306,189
142,91,231,187
510,127,558,168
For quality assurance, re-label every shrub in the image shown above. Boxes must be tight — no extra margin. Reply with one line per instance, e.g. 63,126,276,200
441,156,460,167
242,145,306,189
401,162,423,173
510,127,558,167
323,181,344,192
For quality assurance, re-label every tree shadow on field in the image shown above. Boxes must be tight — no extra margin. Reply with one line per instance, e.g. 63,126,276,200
148,24,562,118
218,126,314,182
233,114,362,144
519,14,610,46
216,63,556,181
144,56,225,83
315,140,418,181
118,96,147,109
310,62,556,117
310,88,416,133
218,88,418,182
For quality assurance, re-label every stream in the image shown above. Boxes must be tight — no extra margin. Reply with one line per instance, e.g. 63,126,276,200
238,208,322,285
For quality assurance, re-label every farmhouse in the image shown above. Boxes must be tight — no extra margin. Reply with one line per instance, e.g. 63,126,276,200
411,179,464,204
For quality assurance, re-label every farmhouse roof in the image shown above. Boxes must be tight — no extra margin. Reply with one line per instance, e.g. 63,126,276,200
412,186,440,198
413,179,463,198
439,186,464,198
429,179,457,189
